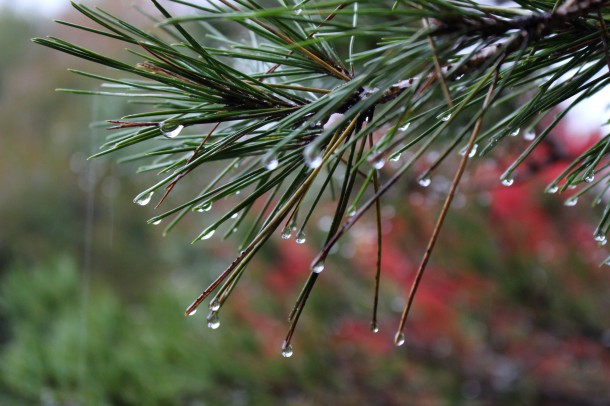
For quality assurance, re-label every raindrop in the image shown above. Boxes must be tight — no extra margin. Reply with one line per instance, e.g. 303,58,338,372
390,153,402,162
197,201,213,212
304,146,323,169
231,212,239,219
564,197,578,207
312,261,325,274
510,128,520,137
459,144,478,158
263,155,279,171
523,130,535,141
501,176,514,187
399,122,411,131
281,341,293,358
207,312,220,329
281,226,292,239
200,228,216,240
160,121,184,138
546,184,559,194
437,113,452,122
418,176,431,188
152,219,162,225
394,331,406,346
371,158,386,170
187,308,197,316
371,323,379,333
135,192,153,206
347,208,357,217
209,298,220,312
594,232,607,245
294,8,302,15
295,230,306,244
585,173,595,183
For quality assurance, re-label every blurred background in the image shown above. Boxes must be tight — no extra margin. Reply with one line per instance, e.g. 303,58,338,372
0,1,609,404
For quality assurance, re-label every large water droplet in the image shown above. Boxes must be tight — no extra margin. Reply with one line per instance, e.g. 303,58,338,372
263,154,279,171
312,260,325,274
438,113,452,122
546,184,559,194
501,176,514,187
585,173,595,183
198,201,212,212
594,232,607,245
371,323,379,333
209,298,220,312
281,225,292,239
390,153,402,162
304,145,323,169
510,128,520,137
200,228,216,240
371,158,386,170
187,308,197,316
394,331,406,346
152,219,162,225
523,130,535,141
295,230,306,244
136,192,153,206
281,341,293,358
160,121,184,138
418,176,431,188
459,144,478,158
207,312,220,329
564,197,578,207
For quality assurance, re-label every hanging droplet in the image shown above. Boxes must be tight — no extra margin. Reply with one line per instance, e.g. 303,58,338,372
196,201,212,212
312,260,325,274
281,225,292,239
394,331,406,347
152,219,162,225
546,184,559,194
371,323,379,333
281,341,293,358
295,230,306,244
585,173,595,183
523,130,535,141
501,176,514,187
459,144,478,158
200,228,216,240
399,122,411,131
418,176,431,188
207,312,220,329
438,113,452,122
390,152,402,162
186,308,197,316
135,192,153,206
304,145,323,169
263,155,279,171
231,212,239,219
160,121,184,139
510,128,520,137
347,208,357,217
371,158,386,170
209,298,221,312
564,197,578,207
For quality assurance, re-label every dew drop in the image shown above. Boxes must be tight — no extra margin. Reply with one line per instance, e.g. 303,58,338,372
390,153,402,162
281,226,292,239
510,128,520,137
186,308,197,316
524,130,535,141
209,298,220,312
418,176,431,188
160,121,184,138
295,230,306,244
399,122,411,131
281,343,293,358
135,192,153,206
371,323,379,333
207,312,220,329
312,261,325,274
585,174,595,183
372,158,386,170
347,208,357,217
546,184,559,194
263,155,279,171
459,144,478,158
231,212,239,219
294,8,302,15
438,113,452,122
304,145,323,169
200,228,216,240
152,219,162,225
394,331,406,346
564,197,578,207
501,177,514,187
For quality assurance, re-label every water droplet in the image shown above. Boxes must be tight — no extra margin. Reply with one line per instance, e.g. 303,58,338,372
459,144,478,158
312,261,325,273
263,155,279,171
371,323,379,333
135,192,153,206
438,113,452,122
371,158,386,170
604,257,610,266
546,184,559,194
281,341,293,358
394,331,406,346
564,197,578,206
501,177,514,187
523,130,535,141
187,308,197,316
585,173,595,183
207,312,220,329
390,153,402,162
399,122,411,131
295,230,306,244
418,176,431,188
510,128,520,137
281,225,292,239
160,121,184,138
231,212,239,219
200,228,216,240
347,208,357,217
304,145,323,169
152,219,162,225
294,8,302,15
197,201,212,212
209,298,220,312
